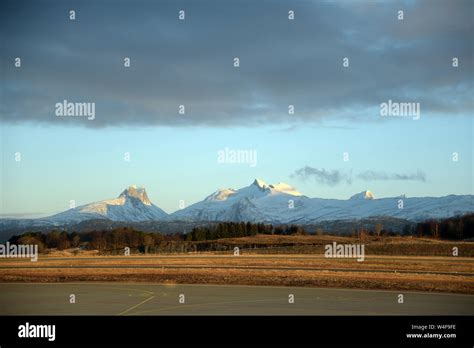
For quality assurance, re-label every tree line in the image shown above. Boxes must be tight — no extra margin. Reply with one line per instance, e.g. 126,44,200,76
7,214,472,253
185,222,306,241
413,213,473,239
7,228,182,253
7,222,307,253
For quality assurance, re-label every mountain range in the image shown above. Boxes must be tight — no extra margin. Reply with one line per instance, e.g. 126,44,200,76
0,179,472,240
169,179,472,224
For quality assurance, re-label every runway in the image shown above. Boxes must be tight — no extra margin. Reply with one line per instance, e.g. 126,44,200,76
0,283,473,315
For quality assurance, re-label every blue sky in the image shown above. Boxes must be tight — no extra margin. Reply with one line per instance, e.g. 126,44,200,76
1,113,472,215
0,0,473,216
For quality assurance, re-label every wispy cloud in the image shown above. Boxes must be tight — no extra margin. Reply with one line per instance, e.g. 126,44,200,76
357,170,427,182
290,166,352,186
291,167,427,186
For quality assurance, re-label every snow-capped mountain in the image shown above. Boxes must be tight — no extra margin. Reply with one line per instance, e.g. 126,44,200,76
170,179,473,224
170,179,303,222
46,186,168,223
1,180,472,236
349,190,375,200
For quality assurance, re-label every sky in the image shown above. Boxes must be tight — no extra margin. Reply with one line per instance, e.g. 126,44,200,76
0,0,473,216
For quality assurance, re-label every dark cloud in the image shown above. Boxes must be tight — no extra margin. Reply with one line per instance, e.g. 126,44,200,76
357,170,427,182
290,166,352,186
1,0,472,128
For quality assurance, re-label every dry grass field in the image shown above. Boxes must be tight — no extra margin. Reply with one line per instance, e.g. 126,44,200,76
1,235,473,294
208,234,474,256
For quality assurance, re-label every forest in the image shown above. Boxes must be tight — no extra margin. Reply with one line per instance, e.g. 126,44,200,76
7,214,473,253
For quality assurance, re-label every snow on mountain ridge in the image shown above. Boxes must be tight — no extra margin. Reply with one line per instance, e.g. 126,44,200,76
205,188,237,202
46,186,167,223
21,180,474,226
268,182,302,196
350,190,375,200
170,180,473,224
119,185,152,205
252,178,268,189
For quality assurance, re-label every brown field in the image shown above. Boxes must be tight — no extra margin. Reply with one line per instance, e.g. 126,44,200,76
1,235,473,294
1,260,473,294
207,234,474,256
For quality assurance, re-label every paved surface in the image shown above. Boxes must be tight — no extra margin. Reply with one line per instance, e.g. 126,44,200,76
0,283,473,316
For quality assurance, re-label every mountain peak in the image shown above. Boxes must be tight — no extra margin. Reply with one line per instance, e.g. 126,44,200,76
269,182,302,196
350,190,375,200
205,188,237,202
45,185,167,223
119,186,152,205
252,178,268,189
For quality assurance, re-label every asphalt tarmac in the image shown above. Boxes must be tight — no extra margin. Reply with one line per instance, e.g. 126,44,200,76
0,283,472,315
